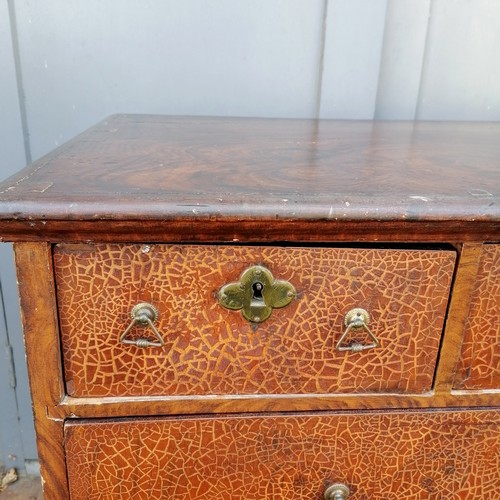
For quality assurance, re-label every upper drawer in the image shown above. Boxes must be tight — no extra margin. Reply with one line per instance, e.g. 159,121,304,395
454,244,500,390
54,244,456,397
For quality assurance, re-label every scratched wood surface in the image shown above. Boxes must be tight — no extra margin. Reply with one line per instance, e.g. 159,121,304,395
64,410,500,499
0,116,497,245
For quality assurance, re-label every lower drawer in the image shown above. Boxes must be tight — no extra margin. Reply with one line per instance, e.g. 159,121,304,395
64,410,500,499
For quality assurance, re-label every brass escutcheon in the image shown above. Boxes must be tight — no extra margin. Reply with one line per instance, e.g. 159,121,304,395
218,265,296,323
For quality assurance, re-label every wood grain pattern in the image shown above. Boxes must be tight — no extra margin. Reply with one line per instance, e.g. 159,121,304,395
0,116,498,230
433,243,483,393
14,243,69,500
51,390,500,421
454,244,500,390
64,410,500,499
54,244,455,398
0,218,497,243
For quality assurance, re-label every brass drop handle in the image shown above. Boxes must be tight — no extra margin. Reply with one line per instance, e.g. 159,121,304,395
324,483,350,499
336,308,379,352
119,303,164,348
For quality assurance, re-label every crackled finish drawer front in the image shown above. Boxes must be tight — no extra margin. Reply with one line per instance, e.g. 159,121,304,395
64,410,500,499
455,244,500,390
54,244,455,397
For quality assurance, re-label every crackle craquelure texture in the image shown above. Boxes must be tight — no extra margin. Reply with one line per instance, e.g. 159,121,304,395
64,410,500,499
54,244,455,397
455,245,500,390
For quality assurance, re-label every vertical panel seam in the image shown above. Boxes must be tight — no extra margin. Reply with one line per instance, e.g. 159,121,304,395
7,0,32,164
315,0,329,119
4,3,34,469
415,0,434,120
0,276,25,467
374,0,391,119
0,282,17,392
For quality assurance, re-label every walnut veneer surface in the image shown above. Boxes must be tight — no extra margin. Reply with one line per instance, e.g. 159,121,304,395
54,244,455,397
0,116,498,499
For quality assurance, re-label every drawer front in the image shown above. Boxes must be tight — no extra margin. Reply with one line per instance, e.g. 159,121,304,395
455,244,500,390
54,244,455,397
64,410,500,499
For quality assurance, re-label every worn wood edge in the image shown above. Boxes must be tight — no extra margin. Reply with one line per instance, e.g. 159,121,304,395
433,243,484,393
14,242,69,500
1,220,499,243
62,406,500,428
0,197,498,222
48,391,500,420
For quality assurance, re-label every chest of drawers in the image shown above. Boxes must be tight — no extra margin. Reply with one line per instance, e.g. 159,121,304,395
0,116,498,499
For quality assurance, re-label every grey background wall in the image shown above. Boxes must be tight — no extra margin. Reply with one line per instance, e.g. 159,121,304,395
1,0,500,474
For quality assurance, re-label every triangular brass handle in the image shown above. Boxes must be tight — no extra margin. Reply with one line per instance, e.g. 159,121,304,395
336,308,379,353
119,303,164,348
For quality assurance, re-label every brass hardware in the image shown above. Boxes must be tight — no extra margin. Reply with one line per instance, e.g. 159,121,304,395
336,308,379,352
324,483,350,499
218,265,296,323
120,303,164,348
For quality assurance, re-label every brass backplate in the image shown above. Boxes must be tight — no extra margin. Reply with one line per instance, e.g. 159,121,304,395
218,265,296,323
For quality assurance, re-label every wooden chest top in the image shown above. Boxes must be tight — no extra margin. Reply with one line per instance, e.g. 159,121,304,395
0,115,498,242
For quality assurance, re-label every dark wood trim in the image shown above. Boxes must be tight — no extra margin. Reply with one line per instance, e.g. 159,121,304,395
1,219,498,243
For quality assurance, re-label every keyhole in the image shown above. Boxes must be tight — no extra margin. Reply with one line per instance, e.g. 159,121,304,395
252,282,264,300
